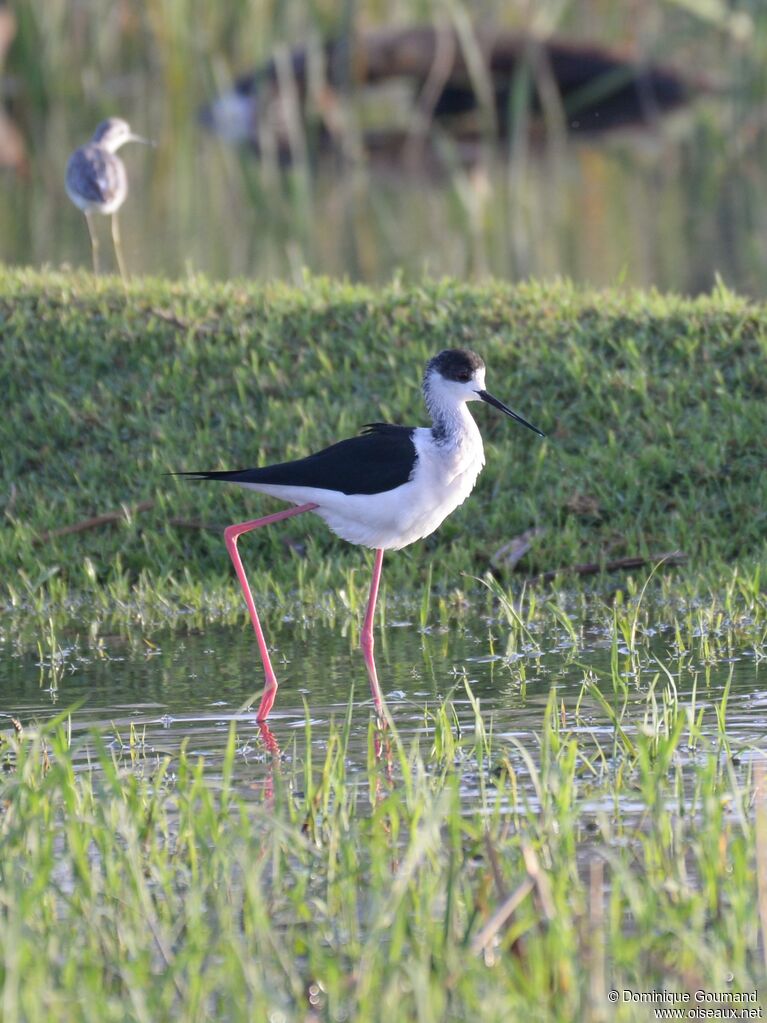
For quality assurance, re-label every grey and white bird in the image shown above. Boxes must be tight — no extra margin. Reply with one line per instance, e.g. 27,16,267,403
178,348,545,722
65,118,152,280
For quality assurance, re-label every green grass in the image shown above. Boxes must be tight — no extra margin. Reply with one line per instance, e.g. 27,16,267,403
2,267,766,643
3,264,767,1021
1,674,765,1023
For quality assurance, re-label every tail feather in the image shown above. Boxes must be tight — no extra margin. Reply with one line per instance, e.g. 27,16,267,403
170,469,254,482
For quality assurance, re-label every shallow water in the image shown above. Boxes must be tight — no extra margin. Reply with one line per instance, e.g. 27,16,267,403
3,614,765,795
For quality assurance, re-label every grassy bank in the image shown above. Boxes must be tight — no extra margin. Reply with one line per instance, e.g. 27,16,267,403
2,268,767,634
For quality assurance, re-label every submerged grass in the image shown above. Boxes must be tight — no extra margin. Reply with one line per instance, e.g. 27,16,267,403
1,681,764,1023
2,268,766,645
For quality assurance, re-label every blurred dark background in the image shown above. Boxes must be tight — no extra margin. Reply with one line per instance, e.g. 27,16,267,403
3,0,767,294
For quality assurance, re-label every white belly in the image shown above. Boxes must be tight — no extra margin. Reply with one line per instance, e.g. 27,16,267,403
242,427,486,550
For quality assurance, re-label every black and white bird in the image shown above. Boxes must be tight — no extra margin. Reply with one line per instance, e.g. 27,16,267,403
180,348,544,721
65,118,152,280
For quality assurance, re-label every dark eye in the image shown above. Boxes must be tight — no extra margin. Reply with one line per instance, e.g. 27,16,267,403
457,371,471,382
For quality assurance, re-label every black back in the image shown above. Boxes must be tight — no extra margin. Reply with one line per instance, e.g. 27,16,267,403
190,423,417,496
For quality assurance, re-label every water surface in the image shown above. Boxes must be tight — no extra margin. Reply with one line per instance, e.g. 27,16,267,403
4,614,765,798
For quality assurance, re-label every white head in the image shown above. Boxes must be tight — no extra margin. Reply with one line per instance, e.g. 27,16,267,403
91,118,152,153
423,348,544,436
423,348,487,408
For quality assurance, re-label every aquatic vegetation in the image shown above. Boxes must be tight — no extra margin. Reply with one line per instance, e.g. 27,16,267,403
0,672,764,1022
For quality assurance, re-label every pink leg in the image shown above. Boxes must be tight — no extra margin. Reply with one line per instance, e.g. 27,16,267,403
257,722,281,806
224,502,317,721
258,721,281,758
361,548,385,718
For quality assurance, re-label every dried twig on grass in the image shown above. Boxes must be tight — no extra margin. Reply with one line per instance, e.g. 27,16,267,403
34,500,154,544
149,308,214,335
480,831,527,960
472,836,559,958
470,878,535,956
528,550,687,584
150,308,190,330
167,517,225,532
521,843,555,922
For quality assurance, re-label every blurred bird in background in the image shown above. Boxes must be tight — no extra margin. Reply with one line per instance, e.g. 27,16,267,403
201,25,703,168
65,118,153,280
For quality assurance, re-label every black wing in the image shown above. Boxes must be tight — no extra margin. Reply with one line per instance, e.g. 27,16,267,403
178,424,417,496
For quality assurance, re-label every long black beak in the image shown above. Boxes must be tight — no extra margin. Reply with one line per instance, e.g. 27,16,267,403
477,390,545,437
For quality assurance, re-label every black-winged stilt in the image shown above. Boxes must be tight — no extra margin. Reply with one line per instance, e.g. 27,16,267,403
65,118,152,280
179,348,544,721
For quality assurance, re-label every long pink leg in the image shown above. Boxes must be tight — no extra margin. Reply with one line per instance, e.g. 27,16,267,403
361,548,385,717
224,502,317,721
